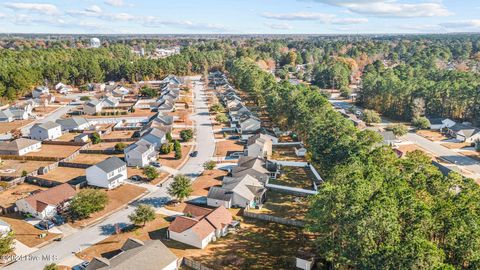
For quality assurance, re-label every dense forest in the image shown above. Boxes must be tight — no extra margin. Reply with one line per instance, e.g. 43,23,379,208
227,57,480,270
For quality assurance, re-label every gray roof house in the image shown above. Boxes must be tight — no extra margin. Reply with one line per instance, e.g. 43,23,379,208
86,157,127,189
0,138,42,156
238,116,261,134
230,156,271,183
207,174,266,209
0,110,14,123
124,141,156,167
56,117,91,131
29,121,62,141
448,123,480,143
86,238,177,270
138,128,167,150
84,99,103,115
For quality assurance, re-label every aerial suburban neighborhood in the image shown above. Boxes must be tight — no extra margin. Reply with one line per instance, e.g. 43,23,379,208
0,1,480,270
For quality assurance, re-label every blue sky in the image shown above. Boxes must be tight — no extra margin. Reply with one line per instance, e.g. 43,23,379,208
0,0,479,34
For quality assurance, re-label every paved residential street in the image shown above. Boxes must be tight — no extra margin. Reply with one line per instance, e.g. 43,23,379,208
4,76,215,269
20,104,77,135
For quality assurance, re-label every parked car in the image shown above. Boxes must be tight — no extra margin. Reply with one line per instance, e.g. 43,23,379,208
190,151,198,157
72,261,89,270
150,161,162,168
34,220,55,230
52,215,65,226
229,135,240,140
130,175,145,182
229,152,244,158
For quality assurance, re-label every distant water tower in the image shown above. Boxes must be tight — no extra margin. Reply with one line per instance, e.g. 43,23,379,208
90,38,101,48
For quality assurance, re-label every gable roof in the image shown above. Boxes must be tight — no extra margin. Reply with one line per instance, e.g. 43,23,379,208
0,138,40,152
22,183,77,212
207,187,232,202
56,117,89,128
93,157,126,173
221,175,264,202
32,121,60,130
0,110,13,118
124,141,153,156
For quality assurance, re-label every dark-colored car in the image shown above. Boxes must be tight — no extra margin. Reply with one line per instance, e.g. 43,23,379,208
52,215,65,226
34,220,55,230
190,151,198,157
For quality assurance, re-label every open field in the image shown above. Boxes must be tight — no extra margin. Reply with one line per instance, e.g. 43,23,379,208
0,160,53,177
269,166,315,190
1,213,60,248
0,120,33,134
40,167,86,183
249,191,310,220
191,169,226,196
26,144,81,159
0,183,47,211
70,184,147,228
157,144,192,169
215,140,244,157
70,153,123,165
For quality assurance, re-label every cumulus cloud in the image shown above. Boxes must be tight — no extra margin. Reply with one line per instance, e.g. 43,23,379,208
306,0,452,17
143,17,228,32
265,23,293,30
4,2,59,15
104,0,124,7
85,5,102,14
261,11,367,25
440,20,480,29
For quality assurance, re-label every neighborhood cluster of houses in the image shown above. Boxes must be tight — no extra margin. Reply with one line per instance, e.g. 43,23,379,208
427,117,480,143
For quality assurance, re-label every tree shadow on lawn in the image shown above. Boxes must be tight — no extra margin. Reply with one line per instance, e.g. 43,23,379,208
134,196,170,208
99,222,129,236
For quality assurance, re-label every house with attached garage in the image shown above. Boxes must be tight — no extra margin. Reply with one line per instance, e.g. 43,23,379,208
207,174,266,209
15,183,77,220
238,115,262,134
101,96,120,107
244,133,273,159
112,86,130,99
86,238,178,270
0,110,13,123
138,128,167,150
32,86,49,98
83,99,103,115
29,121,62,141
0,138,41,156
447,123,480,143
86,157,127,189
56,116,91,131
168,204,233,249
427,117,456,130
124,141,156,167
230,156,272,183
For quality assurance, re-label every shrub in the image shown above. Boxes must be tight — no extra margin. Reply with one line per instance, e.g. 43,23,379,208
363,109,381,124
21,170,28,177
180,129,193,142
166,132,173,142
167,175,192,202
174,140,182,160
215,113,228,124
143,166,159,180
91,132,101,144
114,142,127,151
203,160,216,170
128,204,155,227
160,143,172,154
340,86,352,98
80,96,91,101
412,117,430,129
386,124,408,137
140,87,157,98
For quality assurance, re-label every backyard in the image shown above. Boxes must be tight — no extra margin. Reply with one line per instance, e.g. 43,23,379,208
249,191,310,220
26,144,81,159
0,160,53,177
215,139,244,157
157,144,192,169
269,166,316,190
271,145,306,162
40,167,86,184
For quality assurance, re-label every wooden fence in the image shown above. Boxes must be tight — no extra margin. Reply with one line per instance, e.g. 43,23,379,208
243,211,305,228
101,138,138,143
183,258,213,270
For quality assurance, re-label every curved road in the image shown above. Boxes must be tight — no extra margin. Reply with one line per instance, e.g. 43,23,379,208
5,76,215,269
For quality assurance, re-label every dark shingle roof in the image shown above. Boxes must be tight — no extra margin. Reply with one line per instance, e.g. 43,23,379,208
94,157,126,173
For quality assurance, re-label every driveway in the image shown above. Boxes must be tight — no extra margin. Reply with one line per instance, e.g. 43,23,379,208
4,76,216,269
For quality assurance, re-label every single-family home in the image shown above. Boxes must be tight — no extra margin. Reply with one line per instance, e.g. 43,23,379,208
55,83,72,95
168,205,233,249
163,75,181,86
9,109,29,120
0,138,41,156
86,157,127,189
207,174,266,209
74,133,90,143
83,99,103,115
0,219,11,236
112,86,130,98
0,110,14,123
154,114,174,126
379,131,401,146
56,117,91,131
101,96,120,108
157,100,175,112
15,184,77,220
138,128,167,150
230,156,271,183
427,117,456,130
124,141,156,167
32,86,49,98
86,238,178,270
29,121,62,141
238,116,261,134
244,133,273,158
447,123,480,143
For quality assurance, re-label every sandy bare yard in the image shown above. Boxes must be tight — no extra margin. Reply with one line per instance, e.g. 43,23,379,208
26,144,81,159
215,140,244,157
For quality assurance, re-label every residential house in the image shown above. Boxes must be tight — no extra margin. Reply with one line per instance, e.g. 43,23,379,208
74,133,90,143
86,238,178,270
163,74,181,86
0,138,41,156
56,117,91,131
238,115,261,134
15,184,77,220
112,86,130,98
124,141,156,167
0,219,11,236
0,110,14,123
447,123,480,143
427,117,456,130
32,86,49,98
86,157,127,189
157,100,175,112
379,131,401,146
168,205,233,249
230,156,271,183
244,133,273,158
101,96,120,108
207,174,266,209
83,99,103,115
9,109,29,120
29,121,62,141
55,83,72,95
138,128,167,150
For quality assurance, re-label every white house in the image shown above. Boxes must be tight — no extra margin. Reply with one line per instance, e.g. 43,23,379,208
112,86,130,98
0,110,14,123
448,123,480,143
428,117,456,130
0,138,41,156
245,133,273,159
32,86,49,98
83,99,103,115
86,157,127,189
56,117,91,131
55,83,72,94
101,96,120,107
29,121,62,141
238,116,261,134
168,205,232,249
124,141,156,167
15,184,77,220
74,133,90,143
207,174,266,209
138,128,167,150
10,109,29,120
0,219,11,236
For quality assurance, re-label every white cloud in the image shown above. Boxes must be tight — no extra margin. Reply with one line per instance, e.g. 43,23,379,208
261,11,367,25
85,5,102,14
142,17,228,32
265,23,293,30
308,0,452,18
440,20,480,29
67,9,134,21
4,2,59,15
104,0,124,7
